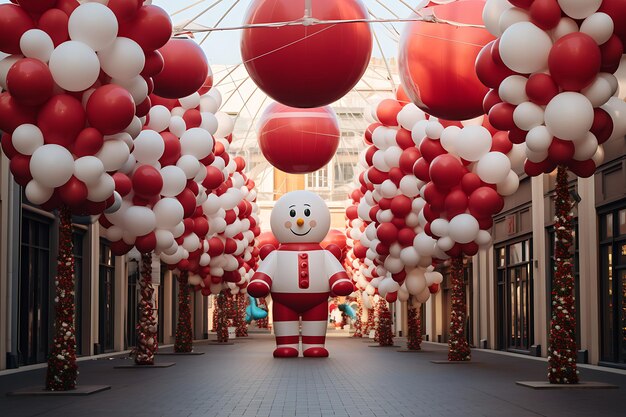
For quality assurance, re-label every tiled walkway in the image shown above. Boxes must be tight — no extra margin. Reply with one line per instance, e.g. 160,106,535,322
1,332,625,417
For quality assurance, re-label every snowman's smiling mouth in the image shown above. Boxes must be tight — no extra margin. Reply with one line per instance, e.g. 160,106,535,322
291,228,311,236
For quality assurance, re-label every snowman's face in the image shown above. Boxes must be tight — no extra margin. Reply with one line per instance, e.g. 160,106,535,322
270,190,330,244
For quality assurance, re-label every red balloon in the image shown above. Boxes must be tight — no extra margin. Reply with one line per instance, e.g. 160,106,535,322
0,4,35,54
490,131,512,154
461,172,483,195
241,0,371,108
135,96,151,118
197,70,214,96
548,33,601,91
529,0,561,30
107,0,142,22
55,0,79,17
132,165,163,198
482,89,502,114
548,138,575,164
142,50,165,78
385,292,398,303
399,147,421,174
525,73,559,106
9,154,32,186
488,102,516,131
412,157,431,182
193,217,209,237
113,173,132,196
396,85,411,106
462,241,479,256
118,5,172,52
568,159,596,178
152,38,208,99
508,0,533,8
475,40,515,89
599,0,626,47
376,222,398,246
376,99,402,126
0,92,37,134
37,94,85,146
469,186,503,218
37,9,69,46
257,102,339,174
87,85,135,135
422,183,446,212
177,188,197,218
183,109,202,129
591,108,614,145
444,189,469,219
399,0,493,120
390,195,412,218
17,0,57,13
599,35,624,74
1,133,17,159
428,283,440,294
158,131,181,166
429,154,465,189
110,240,133,256
59,176,88,207
202,166,224,190
524,158,555,177
419,138,446,163
73,127,104,157
395,128,414,149
135,232,157,253
364,123,381,145
364,146,376,166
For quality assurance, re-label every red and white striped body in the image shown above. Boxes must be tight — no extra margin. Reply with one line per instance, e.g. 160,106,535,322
250,243,351,356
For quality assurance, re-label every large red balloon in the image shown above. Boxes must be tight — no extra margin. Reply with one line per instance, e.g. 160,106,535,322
241,0,372,108
6,58,54,106
37,94,86,146
257,102,340,174
152,38,209,99
548,33,601,92
132,165,163,198
399,0,493,121
0,92,37,134
86,85,136,135
37,9,70,46
429,154,465,190
0,4,35,55
118,5,172,52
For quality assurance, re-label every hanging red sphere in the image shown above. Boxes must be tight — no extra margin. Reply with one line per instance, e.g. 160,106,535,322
257,102,340,174
152,38,209,99
240,0,372,108
398,0,493,121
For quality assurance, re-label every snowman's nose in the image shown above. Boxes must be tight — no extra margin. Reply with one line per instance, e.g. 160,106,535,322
296,218,304,227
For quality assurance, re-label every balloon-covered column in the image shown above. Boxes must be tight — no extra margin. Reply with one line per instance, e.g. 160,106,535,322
0,0,171,389
175,271,193,353
407,298,422,351
480,0,626,383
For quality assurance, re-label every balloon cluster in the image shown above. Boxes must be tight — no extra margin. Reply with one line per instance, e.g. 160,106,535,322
344,98,443,304
479,0,626,178
0,0,173,214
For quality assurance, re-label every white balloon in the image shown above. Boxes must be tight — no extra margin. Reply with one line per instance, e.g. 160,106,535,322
430,218,449,237
74,156,105,185
411,120,428,146
180,128,214,159
49,41,100,92
397,103,426,130
372,150,390,172
383,146,402,168
68,3,118,51
380,180,398,199
557,0,602,20
405,268,426,295
98,37,145,80
25,180,53,205
498,7,530,34
592,145,604,166
20,30,54,62
12,124,43,155
508,143,527,172
497,171,520,196
215,112,234,138
87,174,115,202
499,75,528,105
414,233,436,256
573,132,598,161
580,13,614,45
582,76,615,107
544,92,594,142
160,166,187,197
96,139,131,171
0,55,22,89
425,121,444,140
200,112,219,135
177,154,201,179
456,125,492,161
112,75,148,105
550,17,579,41
124,206,156,236
483,0,513,36
499,22,552,74
513,101,544,131
147,105,171,132
476,152,511,184
475,230,492,247
125,116,143,139
526,147,549,163
169,116,187,138
449,214,480,244
179,92,201,110
400,246,420,267
525,126,553,152
107,225,123,242
199,95,219,114
30,145,74,188
439,125,461,154
133,130,164,163
399,176,420,198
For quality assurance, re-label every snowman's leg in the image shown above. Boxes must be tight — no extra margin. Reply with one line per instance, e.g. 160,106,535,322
272,300,299,358
302,301,329,357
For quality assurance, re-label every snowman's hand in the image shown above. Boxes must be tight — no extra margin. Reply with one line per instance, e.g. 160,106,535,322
330,271,353,297
248,272,272,297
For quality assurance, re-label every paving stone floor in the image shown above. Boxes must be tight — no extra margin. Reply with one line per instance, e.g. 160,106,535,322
1,332,625,417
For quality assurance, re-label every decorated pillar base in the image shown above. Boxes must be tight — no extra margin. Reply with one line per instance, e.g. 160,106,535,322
46,205,78,391
352,297,363,338
174,271,193,353
134,253,158,365
377,298,394,346
216,290,229,343
448,256,471,361
547,166,579,384
235,293,249,337
407,300,422,351
256,297,269,329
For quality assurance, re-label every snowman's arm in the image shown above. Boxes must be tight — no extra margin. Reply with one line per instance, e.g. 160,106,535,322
248,251,277,297
325,251,353,296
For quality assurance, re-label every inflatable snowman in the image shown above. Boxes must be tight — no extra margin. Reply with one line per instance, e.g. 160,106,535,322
248,190,353,357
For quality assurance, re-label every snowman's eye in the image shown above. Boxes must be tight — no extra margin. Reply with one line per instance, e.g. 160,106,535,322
304,208,311,217
289,209,296,217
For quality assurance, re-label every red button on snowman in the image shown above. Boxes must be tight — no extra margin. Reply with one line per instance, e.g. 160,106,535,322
248,190,353,358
